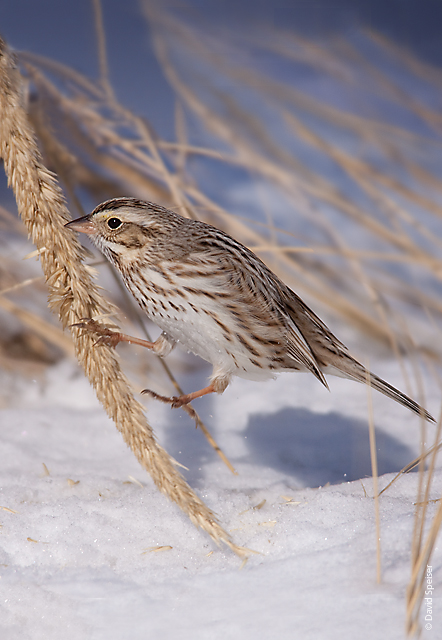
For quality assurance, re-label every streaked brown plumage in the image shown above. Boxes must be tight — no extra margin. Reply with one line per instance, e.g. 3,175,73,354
66,197,434,422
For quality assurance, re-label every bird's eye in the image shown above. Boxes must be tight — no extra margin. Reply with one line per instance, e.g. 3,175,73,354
107,217,122,230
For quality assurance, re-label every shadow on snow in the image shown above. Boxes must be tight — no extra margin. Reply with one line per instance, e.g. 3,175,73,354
162,404,415,489
244,407,415,487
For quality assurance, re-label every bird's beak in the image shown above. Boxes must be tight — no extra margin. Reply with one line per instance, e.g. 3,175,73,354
65,215,96,235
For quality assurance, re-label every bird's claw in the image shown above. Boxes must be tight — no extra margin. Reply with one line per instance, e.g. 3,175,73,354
93,334,121,348
141,388,189,408
170,396,187,408
71,318,121,348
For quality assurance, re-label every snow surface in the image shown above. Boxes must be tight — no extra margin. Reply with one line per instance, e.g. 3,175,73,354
0,352,441,640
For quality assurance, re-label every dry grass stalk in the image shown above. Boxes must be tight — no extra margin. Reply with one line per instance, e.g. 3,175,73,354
17,31,234,474
366,370,382,584
92,0,114,101
0,37,245,557
406,413,442,635
406,499,442,635
378,440,442,497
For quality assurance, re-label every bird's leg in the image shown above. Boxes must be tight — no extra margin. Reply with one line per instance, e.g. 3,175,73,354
72,318,155,349
142,375,230,409
72,319,176,355
142,383,217,408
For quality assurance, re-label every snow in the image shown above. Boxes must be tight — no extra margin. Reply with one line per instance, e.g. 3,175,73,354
1,3,442,637
1,355,440,639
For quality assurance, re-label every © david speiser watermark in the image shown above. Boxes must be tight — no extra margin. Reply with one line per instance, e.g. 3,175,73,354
424,565,434,631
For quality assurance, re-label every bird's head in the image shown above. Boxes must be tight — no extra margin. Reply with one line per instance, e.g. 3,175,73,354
65,198,174,260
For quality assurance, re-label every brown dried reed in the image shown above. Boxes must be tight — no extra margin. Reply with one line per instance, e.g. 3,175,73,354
0,37,246,557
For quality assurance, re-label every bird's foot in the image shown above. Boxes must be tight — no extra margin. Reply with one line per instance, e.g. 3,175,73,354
141,388,191,408
72,318,155,350
71,318,123,348
142,383,216,409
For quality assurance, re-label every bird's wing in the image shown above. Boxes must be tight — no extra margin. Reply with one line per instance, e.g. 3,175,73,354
185,234,329,387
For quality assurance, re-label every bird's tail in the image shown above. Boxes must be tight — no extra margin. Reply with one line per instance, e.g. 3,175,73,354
322,356,435,423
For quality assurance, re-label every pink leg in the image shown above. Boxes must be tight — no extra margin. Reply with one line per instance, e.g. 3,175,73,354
72,318,155,350
76,318,221,409
142,383,217,408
